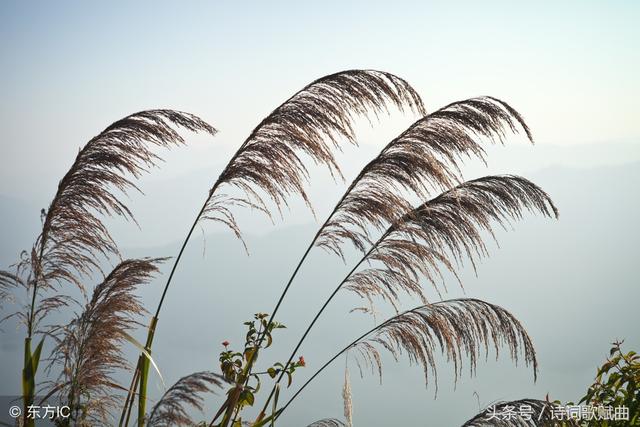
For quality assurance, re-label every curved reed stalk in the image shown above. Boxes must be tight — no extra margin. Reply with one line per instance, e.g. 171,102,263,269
276,298,537,422
460,398,573,426
255,175,557,418
50,258,163,425
131,70,425,426
147,371,226,427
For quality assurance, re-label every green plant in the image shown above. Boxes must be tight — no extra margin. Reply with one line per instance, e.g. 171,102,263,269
460,342,640,426
578,341,640,426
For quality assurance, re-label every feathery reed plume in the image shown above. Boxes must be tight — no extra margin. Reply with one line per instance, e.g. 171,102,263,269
344,175,558,309
276,299,537,423
259,174,555,421
147,371,226,427
350,299,537,393
200,69,425,241
51,258,163,425
307,419,347,427
3,109,215,339
316,97,534,258
460,398,574,426
36,110,216,293
342,364,353,427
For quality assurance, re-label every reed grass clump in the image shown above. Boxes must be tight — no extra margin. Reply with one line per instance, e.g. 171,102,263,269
0,70,560,426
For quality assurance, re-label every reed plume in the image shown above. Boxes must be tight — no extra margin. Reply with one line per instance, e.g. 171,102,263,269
36,110,216,292
344,175,559,309
342,364,353,427
0,110,216,338
316,97,533,258
277,298,537,422
49,258,163,425
264,174,556,413
199,69,426,242
1,109,215,427
147,371,226,427
350,299,537,391
460,398,573,426
307,419,346,427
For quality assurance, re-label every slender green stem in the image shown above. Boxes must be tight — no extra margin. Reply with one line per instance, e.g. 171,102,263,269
237,183,362,406
22,244,47,427
241,148,383,397
120,201,208,426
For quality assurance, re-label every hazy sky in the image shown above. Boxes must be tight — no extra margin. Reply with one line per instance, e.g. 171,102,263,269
1,0,639,199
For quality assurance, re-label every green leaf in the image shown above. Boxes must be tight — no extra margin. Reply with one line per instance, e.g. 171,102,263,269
244,347,256,362
121,331,165,389
286,371,293,388
30,337,44,375
252,409,283,427
270,384,280,427
241,390,255,406
267,367,277,378
265,333,273,348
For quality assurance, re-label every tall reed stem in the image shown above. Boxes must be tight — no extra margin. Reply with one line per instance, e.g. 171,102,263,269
233,202,350,425
125,201,208,426
254,243,378,420
273,306,416,422
125,138,250,425
235,171,384,425
22,246,46,427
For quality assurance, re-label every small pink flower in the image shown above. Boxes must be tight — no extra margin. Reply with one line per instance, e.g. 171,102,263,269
298,356,306,367
222,340,230,348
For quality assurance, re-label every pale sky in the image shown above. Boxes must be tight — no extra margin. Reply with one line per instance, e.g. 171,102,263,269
1,0,639,200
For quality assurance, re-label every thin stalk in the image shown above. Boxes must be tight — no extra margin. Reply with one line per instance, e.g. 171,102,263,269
120,362,140,426
231,212,339,425
127,139,250,425
241,134,390,387
120,197,210,426
254,243,378,419
274,307,422,421
238,170,389,424
22,245,46,427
